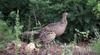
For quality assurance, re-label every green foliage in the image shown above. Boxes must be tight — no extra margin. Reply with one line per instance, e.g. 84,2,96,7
74,29,90,43
91,26,100,53
92,1,100,19
92,39,100,53
14,10,23,43
0,0,99,43
0,20,15,49
0,10,23,49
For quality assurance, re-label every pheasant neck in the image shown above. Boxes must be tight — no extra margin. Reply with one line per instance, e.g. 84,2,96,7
61,15,67,23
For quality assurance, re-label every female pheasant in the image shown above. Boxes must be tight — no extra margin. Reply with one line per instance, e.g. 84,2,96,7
39,12,68,44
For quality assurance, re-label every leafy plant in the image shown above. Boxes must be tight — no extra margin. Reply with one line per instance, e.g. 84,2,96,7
91,26,100,53
74,29,90,43
14,10,23,41
0,20,15,49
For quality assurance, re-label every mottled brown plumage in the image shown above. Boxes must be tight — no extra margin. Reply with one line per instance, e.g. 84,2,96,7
39,12,68,44
40,31,56,44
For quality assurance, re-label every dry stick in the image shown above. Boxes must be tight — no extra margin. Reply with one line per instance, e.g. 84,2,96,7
32,7,38,26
